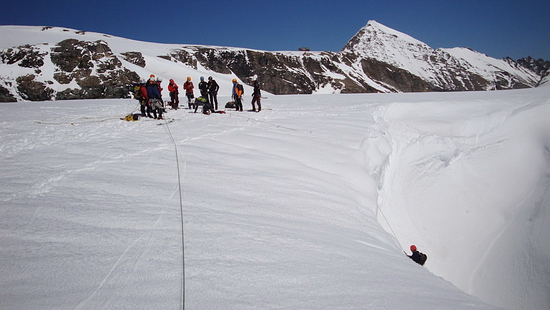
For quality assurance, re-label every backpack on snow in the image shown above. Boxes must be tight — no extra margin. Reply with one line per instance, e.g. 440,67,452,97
123,113,140,121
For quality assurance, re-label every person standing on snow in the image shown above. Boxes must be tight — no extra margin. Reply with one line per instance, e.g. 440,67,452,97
143,75,156,118
251,75,261,112
146,75,164,119
198,76,209,101
168,79,179,110
183,77,194,109
407,245,427,266
232,79,244,111
207,76,219,110
135,79,151,118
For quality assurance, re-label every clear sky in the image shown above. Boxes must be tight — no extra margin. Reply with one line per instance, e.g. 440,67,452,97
2,0,549,60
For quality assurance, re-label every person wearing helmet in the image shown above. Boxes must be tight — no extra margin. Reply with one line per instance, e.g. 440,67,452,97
207,76,220,110
168,79,179,110
232,79,244,111
198,76,209,102
183,77,194,109
146,76,164,119
407,245,427,266
145,77,156,118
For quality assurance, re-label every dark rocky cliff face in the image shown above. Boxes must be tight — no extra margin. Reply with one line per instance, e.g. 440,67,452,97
0,39,140,101
516,57,550,77
0,45,46,69
167,47,438,94
168,48,330,94
0,85,17,102
50,39,140,100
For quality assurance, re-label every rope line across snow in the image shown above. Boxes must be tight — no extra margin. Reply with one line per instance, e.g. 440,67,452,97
160,118,187,310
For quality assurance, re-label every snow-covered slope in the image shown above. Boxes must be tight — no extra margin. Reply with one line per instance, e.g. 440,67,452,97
1,85,549,309
443,47,540,88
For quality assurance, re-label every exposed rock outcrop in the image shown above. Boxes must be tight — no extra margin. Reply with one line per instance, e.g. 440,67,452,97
16,74,54,101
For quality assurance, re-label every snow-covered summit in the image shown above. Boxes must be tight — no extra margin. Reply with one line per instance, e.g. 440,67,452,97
342,20,541,90
366,20,424,44
343,20,431,57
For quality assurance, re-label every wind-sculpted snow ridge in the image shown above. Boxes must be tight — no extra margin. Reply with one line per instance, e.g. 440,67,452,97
375,84,550,309
1,86,548,309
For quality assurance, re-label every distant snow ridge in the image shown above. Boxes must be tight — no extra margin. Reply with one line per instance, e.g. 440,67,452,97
0,21,546,102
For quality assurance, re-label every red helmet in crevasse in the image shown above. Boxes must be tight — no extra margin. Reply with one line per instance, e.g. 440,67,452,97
410,245,417,251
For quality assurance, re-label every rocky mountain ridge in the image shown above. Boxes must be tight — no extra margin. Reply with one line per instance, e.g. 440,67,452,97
0,21,546,102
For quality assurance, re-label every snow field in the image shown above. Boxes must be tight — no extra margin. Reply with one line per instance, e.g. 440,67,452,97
1,87,549,309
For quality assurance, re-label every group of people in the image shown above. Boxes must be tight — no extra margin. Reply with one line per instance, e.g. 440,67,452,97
134,74,166,119
134,74,262,117
231,75,262,112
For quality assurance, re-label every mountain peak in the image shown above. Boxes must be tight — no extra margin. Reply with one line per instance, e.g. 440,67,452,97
342,20,433,73
344,20,428,52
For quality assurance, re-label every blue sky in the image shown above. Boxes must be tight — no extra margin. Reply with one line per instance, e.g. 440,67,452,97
2,0,549,60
